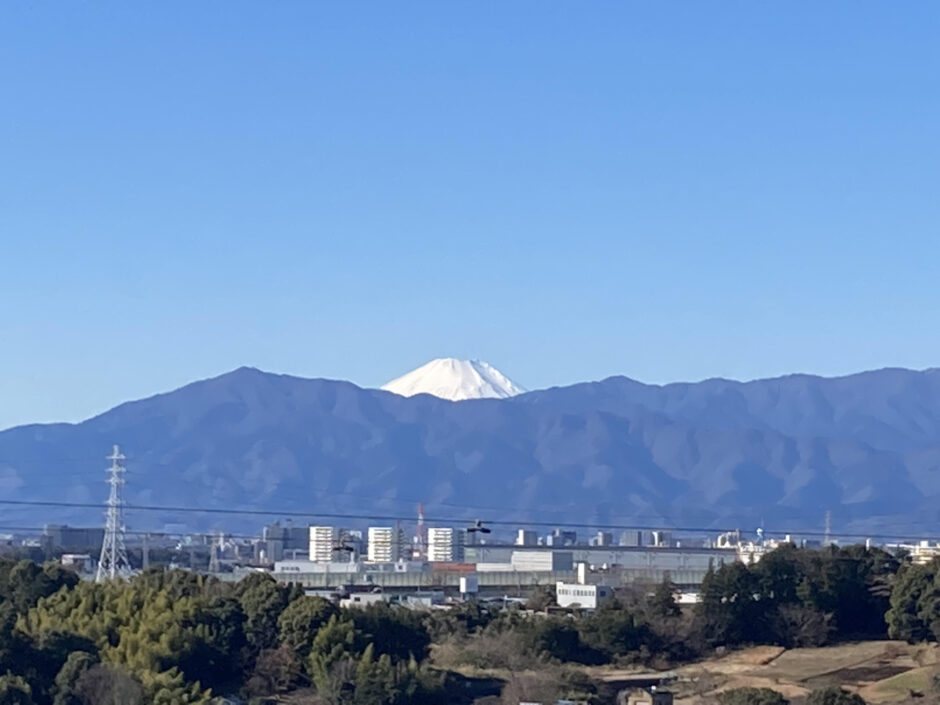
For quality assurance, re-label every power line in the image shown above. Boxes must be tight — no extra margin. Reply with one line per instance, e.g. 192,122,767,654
0,469,681,520
0,497,936,543
0,525,262,542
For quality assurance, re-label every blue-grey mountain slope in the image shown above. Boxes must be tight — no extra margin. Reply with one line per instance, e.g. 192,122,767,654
1,366,939,533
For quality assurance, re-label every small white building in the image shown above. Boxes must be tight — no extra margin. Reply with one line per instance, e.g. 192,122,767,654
341,592,389,609
555,582,613,610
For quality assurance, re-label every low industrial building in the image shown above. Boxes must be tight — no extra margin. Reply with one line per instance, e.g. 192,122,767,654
42,525,105,552
511,550,574,572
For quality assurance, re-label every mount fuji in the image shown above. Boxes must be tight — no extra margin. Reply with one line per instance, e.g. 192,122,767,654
4,365,940,532
381,358,526,401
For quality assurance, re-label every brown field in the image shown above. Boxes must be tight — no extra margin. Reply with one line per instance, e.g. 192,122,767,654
607,641,940,705
450,640,940,704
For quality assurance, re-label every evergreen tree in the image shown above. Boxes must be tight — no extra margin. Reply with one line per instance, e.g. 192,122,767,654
578,603,639,661
234,573,290,654
52,651,98,705
347,603,431,664
806,686,866,705
886,562,933,642
0,675,34,705
277,595,338,662
309,615,367,698
648,578,681,619
697,561,764,646
719,687,788,705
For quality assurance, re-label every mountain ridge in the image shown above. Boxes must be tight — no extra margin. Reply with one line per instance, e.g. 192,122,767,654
2,365,940,534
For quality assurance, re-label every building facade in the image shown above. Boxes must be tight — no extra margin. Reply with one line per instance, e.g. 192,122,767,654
367,527,403,563
556,581,613,609
42,525,105,552
510,550,574,572
309,526,341,563
427,527,465,562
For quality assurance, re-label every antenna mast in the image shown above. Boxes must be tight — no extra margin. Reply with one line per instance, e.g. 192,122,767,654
96,445,133,582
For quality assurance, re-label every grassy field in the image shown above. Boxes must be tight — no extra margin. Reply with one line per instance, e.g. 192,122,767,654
588,641,940,705
450,640,940,704
860,664,936,703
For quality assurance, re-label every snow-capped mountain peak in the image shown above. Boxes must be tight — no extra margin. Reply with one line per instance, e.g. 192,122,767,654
381,358,526,401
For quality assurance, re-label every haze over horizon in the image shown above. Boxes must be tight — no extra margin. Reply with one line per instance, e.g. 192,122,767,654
3,2,939,429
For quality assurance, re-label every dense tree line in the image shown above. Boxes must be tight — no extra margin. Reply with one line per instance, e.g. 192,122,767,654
886,557,940,642
698,544,899,649
0,561,444,705
0,544,930,704
435,544,903,673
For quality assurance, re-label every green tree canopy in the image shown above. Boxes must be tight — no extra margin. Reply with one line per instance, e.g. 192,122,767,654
0,674,34,705
578,602,640,661
53,651,99,705
719,686,788,705
347,603,431,664
234,572,292,654
277,595,338,660
0,560,79,614
647,578,681,619
697,561,765,646
886,561,937,642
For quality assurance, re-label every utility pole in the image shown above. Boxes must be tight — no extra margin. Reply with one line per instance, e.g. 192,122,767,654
95,445,133,582
142,532,150,571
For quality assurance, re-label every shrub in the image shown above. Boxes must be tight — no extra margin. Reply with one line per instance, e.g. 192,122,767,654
719,686,788,705
806,686,866,705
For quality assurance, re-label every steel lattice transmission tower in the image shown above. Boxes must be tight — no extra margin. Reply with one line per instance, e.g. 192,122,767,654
95,445,133,582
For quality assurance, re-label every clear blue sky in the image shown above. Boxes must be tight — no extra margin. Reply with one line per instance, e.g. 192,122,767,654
1,3,939,430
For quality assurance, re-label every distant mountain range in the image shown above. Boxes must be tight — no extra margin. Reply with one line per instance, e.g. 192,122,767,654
2,365,940,535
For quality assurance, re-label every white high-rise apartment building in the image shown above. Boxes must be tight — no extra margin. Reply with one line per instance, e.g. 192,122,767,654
367,527,402,563
309,526,341,563
427,527,465,562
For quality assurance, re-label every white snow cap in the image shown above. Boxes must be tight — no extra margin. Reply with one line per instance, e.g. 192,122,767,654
381,358,526,401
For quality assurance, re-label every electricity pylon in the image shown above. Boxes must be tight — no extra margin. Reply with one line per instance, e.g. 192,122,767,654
95,445,133,582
